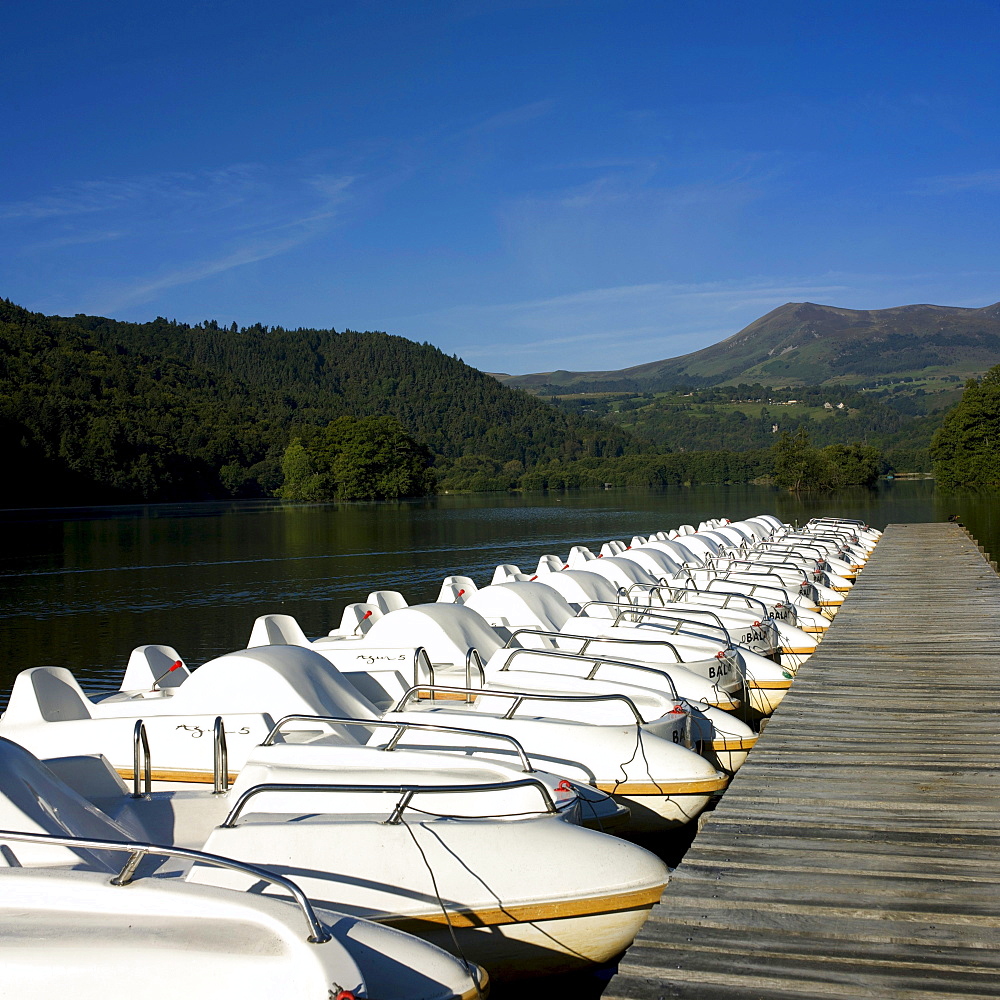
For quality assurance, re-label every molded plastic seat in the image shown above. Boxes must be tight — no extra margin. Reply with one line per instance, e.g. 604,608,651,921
437,576,478,603
367,591,408,614
335,603,383,635
247,614,312,648
4,667,94,725
120,644,189,691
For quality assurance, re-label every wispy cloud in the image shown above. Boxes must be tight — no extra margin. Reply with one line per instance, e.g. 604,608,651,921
468,99,556,135
397,271,999,374
0,166,262,221
27,230,126,251
912,168,1000,195
3,161,358,314
101,234,312,310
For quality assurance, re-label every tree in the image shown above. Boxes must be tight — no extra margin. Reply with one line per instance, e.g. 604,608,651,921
771,430,882,491
930,367,1000,488
771,429,826,491
277,416,435,501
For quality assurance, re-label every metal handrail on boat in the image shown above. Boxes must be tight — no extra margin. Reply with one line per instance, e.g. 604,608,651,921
495,646,682,702
757,540,828,562
213,716,229,794
724,557,827,586
631,583,777,620
465,648,486,699
576,602,735,648
391,683,652,724
0,828,332,944
261,714,536,772
132,720,151,799
409,647,487,702
705,566,818,599
504,627,685,663
221,776,560,828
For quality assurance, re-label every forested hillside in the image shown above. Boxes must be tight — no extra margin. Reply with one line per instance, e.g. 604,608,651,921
0,300,637,504
553,382,954,471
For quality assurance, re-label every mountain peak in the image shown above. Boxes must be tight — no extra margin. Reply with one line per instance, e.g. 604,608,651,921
502,300,1000,391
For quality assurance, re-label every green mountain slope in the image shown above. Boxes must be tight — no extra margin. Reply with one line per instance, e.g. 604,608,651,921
0,300,637,505
502,301,1000,391
553,382,952,471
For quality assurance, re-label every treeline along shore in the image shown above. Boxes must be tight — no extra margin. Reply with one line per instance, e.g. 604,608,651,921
0,297,990,505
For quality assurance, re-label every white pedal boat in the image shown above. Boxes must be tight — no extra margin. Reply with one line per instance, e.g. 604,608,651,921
355,587,750,711
246,630,730,829
0,734,669,980
300,598,758,769
0,645,624,830
488,564,817,663
422,581,794,718
2,643,727,833
0,741,485,1000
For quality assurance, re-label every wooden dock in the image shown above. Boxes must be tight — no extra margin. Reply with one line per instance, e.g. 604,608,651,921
605,522,1000,1000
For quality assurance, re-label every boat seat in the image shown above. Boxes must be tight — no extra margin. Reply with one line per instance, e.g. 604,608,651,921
437,576,478,604
566,546,599,568
492,568,532,583
120,644,189,691
247,614,312,648
43,753,131,806
4,667,94,724
534,554,567,575
367,590,408,614
491,564,522,584
336,603,383,635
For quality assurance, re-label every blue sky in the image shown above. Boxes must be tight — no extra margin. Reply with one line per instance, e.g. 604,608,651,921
2,0,999,375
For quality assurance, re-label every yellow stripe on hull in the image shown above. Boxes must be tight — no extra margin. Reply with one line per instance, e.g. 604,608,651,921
708,736,758,752
382,883,668,932
710,698,742,712
595,776,729,796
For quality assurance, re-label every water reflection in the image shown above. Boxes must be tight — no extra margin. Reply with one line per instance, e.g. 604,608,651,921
0,480,991,705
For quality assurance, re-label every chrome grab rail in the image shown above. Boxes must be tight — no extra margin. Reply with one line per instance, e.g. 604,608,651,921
631,584,775,620
503,627,685,662
646,600,778,647
497,646,681,701
724,557,819,579
213,716,229,794
758,540,828,561
701,577,805,610
132,720,151,799
576,601,733,647
411,646,433,689
261,714,535,772
784,531,858,553
707,566,814,595
465,647,486,700
221,776,559,829
392,683,650,724
0,828,332,944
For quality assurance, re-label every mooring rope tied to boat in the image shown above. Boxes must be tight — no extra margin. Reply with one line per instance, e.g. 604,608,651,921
397,814,485,1000
612,722,664,796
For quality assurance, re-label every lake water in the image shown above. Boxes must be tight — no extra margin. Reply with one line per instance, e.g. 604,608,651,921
0,479,993,704
1,478,995,999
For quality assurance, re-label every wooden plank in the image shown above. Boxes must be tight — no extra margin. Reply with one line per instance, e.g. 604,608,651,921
606,523,1000,1000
